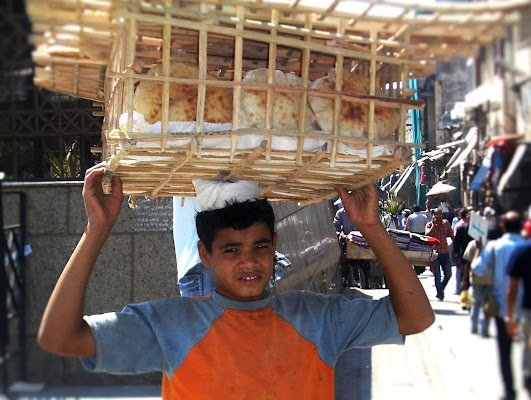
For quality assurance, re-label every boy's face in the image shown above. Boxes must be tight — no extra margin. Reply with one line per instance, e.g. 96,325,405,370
198,221,277,302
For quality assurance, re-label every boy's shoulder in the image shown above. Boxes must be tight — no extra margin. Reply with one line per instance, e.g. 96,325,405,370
273,290,351,311
127,295,219,321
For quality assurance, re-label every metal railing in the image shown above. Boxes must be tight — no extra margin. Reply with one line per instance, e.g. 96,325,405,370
0,182,27,392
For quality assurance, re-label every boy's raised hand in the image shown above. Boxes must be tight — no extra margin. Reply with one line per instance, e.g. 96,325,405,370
335,184,381,230
82,163,123,231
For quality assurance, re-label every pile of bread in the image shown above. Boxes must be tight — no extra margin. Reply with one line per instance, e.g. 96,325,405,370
134,62,400,140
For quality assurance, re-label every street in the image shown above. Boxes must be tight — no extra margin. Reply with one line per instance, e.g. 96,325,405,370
336,267,530,400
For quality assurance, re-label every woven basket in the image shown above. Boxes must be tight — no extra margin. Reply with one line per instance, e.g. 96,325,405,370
28,0,530,204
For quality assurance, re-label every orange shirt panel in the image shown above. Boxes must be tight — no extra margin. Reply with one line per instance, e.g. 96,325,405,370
162,306,334,400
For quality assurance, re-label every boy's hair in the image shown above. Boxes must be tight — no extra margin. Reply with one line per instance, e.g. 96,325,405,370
196,199,275,252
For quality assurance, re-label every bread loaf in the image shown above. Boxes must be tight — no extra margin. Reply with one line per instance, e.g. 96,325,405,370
308,70,399,140
134,62,232,124
239,69,316,131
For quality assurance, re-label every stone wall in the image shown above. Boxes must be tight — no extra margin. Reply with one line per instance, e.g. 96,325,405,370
1,181,340,387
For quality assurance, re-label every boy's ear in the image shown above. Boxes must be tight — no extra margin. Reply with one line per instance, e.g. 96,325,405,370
197,241,211,267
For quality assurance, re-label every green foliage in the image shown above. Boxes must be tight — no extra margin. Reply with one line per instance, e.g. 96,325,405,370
381,195,401,229
45,140,82,179
386,198,401,218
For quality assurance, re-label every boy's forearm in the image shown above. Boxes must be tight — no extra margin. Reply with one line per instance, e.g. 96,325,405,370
359,223,435,335
38,224,109,357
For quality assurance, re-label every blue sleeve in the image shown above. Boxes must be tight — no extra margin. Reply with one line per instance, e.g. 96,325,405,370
274,292,404,368
80,297,224,377
80,303,167,375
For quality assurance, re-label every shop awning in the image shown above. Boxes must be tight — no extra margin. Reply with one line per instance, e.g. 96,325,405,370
442,127,479,175
471,146,494,191
497,143,530,197
390,163,416,195
465,78,503,109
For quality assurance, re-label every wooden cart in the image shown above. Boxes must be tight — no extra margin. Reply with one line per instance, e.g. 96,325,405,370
346,241,435,266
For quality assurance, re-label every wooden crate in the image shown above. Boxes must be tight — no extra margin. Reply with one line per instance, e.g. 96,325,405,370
27,0,531,204
346,242,435,266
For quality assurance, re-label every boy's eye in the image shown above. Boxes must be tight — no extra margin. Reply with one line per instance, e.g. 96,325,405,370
224,248,236,253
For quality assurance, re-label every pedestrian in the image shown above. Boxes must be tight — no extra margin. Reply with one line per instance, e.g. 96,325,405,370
471,211,524,400
453,207,471,234
452,208,463,231
37,163,435,399
485,206,498,231
461,230,501,337
425,208,455,301
173,196,215,297
405,205,428,234
506,239,531,396
453,208,473,296
477,201,486,217
400,208,411,230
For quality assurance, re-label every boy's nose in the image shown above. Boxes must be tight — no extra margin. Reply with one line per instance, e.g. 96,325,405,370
238,250,259,265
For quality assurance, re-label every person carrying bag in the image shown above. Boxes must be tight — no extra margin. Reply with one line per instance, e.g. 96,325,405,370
463,239,493,336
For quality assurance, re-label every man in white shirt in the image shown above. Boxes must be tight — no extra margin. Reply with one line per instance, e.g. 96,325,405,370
405,205,428,234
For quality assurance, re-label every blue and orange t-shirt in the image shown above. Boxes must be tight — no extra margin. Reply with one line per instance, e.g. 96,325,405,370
82,290,403,399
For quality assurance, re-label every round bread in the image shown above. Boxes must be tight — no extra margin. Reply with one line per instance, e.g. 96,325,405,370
308,69,400,140
134,62,232,124
239,69,316,131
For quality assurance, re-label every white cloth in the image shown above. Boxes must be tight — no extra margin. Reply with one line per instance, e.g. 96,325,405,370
173,197,201,279
117,111,395,158
192,179,261,211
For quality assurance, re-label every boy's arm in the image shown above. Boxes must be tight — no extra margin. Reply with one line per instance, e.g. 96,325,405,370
336,185,435,335
38,164,124,357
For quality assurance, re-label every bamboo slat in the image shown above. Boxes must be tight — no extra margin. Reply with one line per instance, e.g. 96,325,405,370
26,0,531,203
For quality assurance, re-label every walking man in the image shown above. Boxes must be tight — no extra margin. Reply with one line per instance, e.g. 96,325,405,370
425,208,455,301
506,239,531,396
472,211,523,400
405,205,428,234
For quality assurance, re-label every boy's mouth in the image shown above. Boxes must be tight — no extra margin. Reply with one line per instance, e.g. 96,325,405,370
241,276,258,281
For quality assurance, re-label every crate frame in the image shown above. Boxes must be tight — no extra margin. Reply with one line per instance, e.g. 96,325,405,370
27,0,531,204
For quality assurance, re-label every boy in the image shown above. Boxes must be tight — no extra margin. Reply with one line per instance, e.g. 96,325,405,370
38,162,434,399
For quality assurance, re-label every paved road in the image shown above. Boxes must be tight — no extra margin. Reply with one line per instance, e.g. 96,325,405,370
336,268,530,400
5,267,530,400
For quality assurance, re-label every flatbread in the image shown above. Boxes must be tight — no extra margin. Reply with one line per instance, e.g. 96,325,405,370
308,69,400,140
134,62,232,124
239,69,316,131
